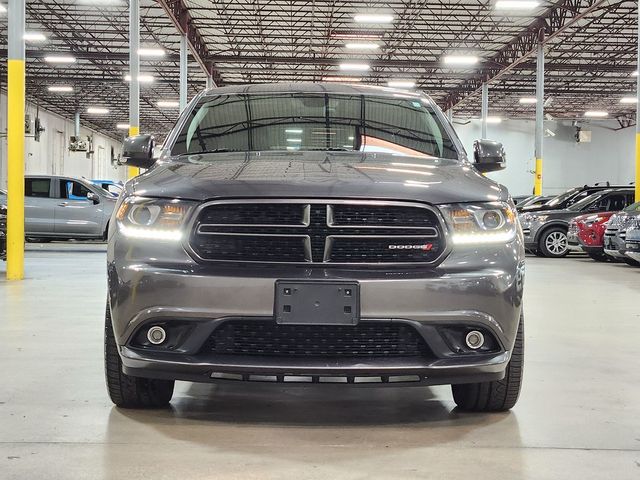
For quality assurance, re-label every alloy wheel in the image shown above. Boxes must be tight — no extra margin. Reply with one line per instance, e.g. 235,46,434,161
545,231,568,255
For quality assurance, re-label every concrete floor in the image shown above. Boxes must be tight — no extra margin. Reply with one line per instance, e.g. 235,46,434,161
1,244,639,480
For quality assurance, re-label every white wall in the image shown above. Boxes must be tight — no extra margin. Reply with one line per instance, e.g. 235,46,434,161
0,92,127,189
453,118,636,197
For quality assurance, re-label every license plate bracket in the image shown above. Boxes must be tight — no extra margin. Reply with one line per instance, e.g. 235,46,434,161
274,280,360,325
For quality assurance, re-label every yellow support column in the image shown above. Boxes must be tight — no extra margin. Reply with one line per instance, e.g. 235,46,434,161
534,158,543,196
127,126,140,179
6,0,26,280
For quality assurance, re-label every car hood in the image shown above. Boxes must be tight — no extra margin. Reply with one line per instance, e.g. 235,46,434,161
572,211,615,223
129,152,508,205
521,209,582,221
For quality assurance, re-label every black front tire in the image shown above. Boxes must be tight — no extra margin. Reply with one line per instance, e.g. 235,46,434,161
104,303,174,408
538,227,569,258
452,314,524,412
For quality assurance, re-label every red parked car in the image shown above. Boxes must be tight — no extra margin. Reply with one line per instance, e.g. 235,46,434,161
567,211,615,261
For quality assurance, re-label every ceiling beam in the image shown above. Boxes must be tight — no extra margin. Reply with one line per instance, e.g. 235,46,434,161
156,0,221,85
442,0,610,110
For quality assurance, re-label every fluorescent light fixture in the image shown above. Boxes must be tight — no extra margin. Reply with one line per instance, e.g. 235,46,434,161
620,97,638,104
285,129,303,134
24,32,47,42
584,111,608,117
519,97,537,104
331,33,382,41
443,55,479,66
157,100,180,108
286,138,302,143
0,5,6,13
354,13,394,24
388,80,416,88
48,86,73,93
87,107,109,114
495,1,540,9
633,71,639,77
339,63,370,71
44,55,76,64
116,123,131,130
345,42,379,50
485,117,502,124
138,47,165,57
124,74,154,83
322,76,363,82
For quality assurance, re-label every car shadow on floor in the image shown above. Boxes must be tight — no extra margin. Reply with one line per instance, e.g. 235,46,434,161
111,381,518,428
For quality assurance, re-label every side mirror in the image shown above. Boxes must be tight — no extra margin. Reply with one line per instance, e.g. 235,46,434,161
122,134,156,169
87,191,100,205
473,139,506,173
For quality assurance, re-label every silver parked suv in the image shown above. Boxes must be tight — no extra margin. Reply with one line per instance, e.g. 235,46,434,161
105,83,525,412
0,176,116,241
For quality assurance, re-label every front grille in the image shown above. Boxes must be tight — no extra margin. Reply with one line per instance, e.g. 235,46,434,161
201,320,431,358
568,222,578,234
189,200,445,265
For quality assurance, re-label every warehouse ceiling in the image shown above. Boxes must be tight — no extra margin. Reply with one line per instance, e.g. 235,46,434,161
0,0,638,139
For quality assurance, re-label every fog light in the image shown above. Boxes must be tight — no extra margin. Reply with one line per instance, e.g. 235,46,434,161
147,326,166,345
465,330,485,350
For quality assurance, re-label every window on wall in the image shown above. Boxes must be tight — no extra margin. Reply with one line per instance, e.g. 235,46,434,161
25,178,51,198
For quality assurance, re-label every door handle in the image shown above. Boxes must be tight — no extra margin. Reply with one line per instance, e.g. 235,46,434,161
58,202,68,206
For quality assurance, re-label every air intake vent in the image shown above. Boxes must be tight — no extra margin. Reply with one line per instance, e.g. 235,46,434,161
201,320,432,358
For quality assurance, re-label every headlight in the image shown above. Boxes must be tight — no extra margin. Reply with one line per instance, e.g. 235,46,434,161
115,196,194,241
440,202,517,245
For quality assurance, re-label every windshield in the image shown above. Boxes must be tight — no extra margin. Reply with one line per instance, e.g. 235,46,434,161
568,192,606,211
170,93,459,159
545,188,579,208
624,201,640,212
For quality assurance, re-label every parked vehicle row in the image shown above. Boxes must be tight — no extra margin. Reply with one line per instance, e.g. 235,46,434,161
0,176,118,241
519,187,636,258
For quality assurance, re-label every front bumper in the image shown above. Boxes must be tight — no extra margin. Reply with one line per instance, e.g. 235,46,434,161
625,240,640,262
520,218,545,249
107,221,525,386
603,231,627,258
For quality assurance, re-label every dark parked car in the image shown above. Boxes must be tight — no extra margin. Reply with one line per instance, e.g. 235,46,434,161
105,83,525,412
519,188,635,257
604,202,640,266
519,183,633,214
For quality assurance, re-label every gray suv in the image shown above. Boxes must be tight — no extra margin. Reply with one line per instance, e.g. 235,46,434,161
105,83,525,412
0,176,116,241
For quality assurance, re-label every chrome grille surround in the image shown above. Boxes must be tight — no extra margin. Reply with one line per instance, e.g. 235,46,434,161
185,199,450,266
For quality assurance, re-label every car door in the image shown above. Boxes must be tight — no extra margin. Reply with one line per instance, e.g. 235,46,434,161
54,179,103,236
24,177,56,235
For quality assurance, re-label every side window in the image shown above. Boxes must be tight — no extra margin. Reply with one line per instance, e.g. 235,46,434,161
25,178,51,198
60,180,91,200
606,194,626,212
